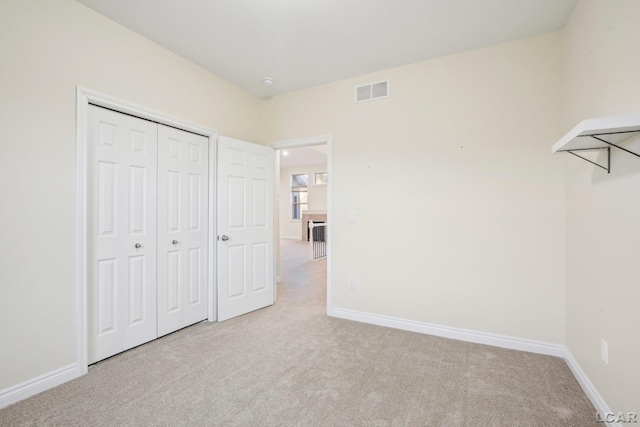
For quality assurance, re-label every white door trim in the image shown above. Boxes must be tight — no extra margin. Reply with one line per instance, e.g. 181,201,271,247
75,87,218,372
268,135,333,315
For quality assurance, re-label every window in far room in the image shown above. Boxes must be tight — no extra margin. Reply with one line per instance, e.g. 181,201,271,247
291,174,308,220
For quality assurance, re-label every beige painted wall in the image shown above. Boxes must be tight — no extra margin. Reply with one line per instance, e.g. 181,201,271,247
0,0,258,390
259,33,566,344
562,0,640,413
279,164,328,239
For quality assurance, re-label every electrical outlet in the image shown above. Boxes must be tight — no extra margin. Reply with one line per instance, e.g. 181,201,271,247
601,339,608,364
349,211,357,223
348,279,357,290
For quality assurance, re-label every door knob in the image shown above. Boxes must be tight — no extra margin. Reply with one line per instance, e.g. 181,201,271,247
172,240,178,245
135,243,142,248
220,235,229,241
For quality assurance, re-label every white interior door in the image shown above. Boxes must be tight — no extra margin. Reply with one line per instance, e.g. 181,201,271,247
87,105,158,364
157,125,209,336
217,136,274,321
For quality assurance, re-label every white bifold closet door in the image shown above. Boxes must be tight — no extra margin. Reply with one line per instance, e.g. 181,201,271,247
157,125,208,337
87,106,208,364
87,106,159,364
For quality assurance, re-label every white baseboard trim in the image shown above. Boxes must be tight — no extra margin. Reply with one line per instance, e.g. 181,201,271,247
564,349,619,427
0,363,82,409
329,307,565,357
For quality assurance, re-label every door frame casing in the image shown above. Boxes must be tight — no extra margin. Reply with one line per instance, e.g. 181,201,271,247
268,135,333,315
75,87,218,372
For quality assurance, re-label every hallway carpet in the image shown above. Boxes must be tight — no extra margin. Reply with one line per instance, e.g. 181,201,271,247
1,239,597,426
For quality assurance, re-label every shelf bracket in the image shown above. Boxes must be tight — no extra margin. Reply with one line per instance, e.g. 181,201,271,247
587,134,640,160
567,147,610,174
566,130,640,172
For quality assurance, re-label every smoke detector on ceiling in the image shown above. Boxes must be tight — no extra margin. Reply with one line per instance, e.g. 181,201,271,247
263,77,274,86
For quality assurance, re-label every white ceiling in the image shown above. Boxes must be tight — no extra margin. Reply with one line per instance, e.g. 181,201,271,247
279,145,327,169
75,0,578,98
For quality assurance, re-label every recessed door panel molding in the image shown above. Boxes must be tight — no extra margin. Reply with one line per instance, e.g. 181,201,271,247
228,147,245,167
252,152,267,170
227,245,246,299
217,136,274,322
129,166,146,235
189,143,201,165
227,176,245,229
252,243,268,292
157,124,209,337
167,171,181,232
252,178,267,228
128,255,145,325
97,162,117,237
168,138,181,160
129,129,147,155
188,248,201,305
167,251,180,312
97,258,117,335
88,105,158,364
188,173,201,231
98,121,117,150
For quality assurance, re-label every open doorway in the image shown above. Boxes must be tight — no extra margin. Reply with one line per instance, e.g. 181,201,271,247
269,136,332,313
279,146,327,240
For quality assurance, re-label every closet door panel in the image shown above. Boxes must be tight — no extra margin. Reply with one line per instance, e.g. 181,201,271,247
88,105,158,364
157,125,209,337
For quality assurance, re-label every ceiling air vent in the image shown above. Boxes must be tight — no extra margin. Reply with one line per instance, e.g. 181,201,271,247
355,80,389,103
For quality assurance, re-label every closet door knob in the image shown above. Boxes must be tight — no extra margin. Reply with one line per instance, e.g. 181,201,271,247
220,235,229,241
172,240,178,245
135,243,142,249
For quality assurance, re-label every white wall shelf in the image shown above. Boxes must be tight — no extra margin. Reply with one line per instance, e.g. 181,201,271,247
552,115,640,173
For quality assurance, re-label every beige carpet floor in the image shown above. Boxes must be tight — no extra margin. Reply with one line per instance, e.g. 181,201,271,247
1,239,597,426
